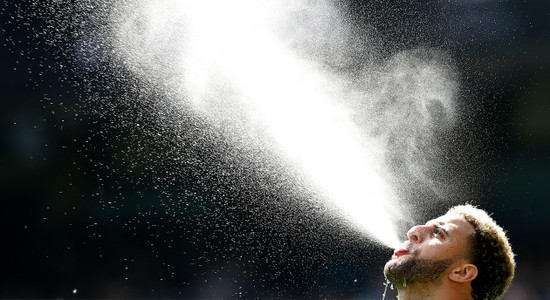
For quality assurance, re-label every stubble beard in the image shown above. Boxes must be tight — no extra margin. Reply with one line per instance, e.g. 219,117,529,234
383,255,455,288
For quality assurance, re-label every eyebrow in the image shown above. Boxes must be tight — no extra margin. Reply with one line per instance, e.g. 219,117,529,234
433,223,449,237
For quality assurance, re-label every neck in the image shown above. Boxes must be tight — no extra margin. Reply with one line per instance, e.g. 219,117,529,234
395,281,473,300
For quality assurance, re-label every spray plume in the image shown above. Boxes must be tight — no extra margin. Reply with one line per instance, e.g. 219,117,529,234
109,0,457,249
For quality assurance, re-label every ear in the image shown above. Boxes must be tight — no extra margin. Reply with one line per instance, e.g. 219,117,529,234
449,263,478,283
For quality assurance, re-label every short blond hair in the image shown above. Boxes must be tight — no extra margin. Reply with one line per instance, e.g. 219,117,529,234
447,205,515,300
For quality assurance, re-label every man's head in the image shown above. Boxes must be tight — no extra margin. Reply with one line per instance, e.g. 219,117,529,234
384,204,515,300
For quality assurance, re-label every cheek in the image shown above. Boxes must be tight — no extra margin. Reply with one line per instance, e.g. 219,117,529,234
427,238,443,246
417,241,446,258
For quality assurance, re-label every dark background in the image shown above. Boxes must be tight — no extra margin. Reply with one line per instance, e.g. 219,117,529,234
1,0,549,298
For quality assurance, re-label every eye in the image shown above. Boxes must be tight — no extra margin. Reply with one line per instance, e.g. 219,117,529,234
433,226,446,238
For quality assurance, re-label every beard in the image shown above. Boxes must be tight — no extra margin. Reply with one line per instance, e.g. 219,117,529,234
384,256,455,288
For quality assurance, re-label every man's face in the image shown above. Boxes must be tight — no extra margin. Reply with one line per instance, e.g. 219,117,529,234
383,213,475,287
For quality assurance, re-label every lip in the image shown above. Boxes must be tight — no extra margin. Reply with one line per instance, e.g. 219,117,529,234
394,248,409,256
393,242,412,256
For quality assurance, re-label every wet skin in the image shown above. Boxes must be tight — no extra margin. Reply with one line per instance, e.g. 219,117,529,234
389,213,475,268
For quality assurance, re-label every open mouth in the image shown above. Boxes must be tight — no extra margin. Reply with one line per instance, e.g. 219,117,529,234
394,248,410,256
393,242,412,256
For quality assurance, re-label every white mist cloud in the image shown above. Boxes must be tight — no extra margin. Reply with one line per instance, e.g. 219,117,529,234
108,0,457,249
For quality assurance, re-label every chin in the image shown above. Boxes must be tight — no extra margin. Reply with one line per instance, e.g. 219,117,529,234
384,255,409,272
384,257,399,274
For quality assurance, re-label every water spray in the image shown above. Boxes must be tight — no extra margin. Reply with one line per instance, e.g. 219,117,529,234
109,0,457,249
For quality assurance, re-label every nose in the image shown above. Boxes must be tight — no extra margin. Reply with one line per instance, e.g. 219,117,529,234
407,224,430,243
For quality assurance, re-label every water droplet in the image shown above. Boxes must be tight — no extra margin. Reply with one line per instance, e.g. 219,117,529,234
381,279,390,300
